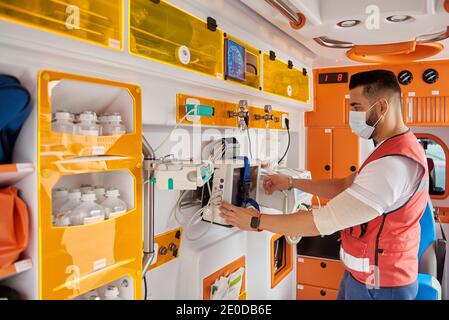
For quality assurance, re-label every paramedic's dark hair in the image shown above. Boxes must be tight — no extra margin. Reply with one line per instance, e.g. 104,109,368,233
349,70,402,106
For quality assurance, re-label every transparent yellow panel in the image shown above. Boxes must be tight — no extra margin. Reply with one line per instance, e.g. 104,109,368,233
224,35,261,90
37,71,142,300
129,0,224,78
39,161,142,300
263,54,310,103
0,0,123,50
38,70,142,164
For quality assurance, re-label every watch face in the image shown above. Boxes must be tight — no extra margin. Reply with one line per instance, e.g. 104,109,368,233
250,216,260,229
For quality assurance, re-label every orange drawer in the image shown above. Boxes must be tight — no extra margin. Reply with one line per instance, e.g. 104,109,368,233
297,256,344,290
297,283,338,300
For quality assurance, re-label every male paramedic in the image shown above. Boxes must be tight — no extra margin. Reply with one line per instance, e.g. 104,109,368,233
219,70,429,300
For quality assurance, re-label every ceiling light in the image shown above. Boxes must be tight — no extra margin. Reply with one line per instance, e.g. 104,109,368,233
386,15,413,22
337,20,361,28
313,36,354,48
416,27,449,43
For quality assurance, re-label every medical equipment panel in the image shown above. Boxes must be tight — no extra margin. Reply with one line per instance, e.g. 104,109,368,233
202,160,260,227
263,53,309,103
129,0,224,78
0,0,123,50
155,160,213,191
224,35,261,90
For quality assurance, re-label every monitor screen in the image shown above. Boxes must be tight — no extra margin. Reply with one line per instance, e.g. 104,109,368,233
231,166,258,206
225,39,246,81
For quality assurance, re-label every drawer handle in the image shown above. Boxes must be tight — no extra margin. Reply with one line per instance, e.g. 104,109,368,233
324,165,331,171
350,166,357,172
320,290,327,297
320,262,327,269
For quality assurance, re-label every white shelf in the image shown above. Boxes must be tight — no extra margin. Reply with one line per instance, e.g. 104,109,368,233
0,259,33,281
0,163,34,187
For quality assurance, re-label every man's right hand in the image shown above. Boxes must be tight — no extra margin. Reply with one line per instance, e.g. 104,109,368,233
263,174,290,195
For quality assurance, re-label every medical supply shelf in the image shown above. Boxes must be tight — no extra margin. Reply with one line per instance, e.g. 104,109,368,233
0,1,312,112
0,259,33,281
0,163,34,187
38,70,142,162
37,70,142,300
0,0,123,50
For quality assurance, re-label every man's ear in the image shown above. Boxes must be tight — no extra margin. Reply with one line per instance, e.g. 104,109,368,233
379,98,389,116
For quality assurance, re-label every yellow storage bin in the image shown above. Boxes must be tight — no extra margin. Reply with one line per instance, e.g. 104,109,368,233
38,70,142,165
0,0,123,50
129,0,224,78
263,53,310,103
39,159,142,300
224,34,261,90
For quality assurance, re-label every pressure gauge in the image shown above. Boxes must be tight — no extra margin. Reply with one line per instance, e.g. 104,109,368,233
398,70,413,85
423,69,439,84
225,39,246,81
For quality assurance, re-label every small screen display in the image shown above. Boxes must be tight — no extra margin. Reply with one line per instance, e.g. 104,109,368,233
318,72,348,84
225,39,246,81
231,166,258,206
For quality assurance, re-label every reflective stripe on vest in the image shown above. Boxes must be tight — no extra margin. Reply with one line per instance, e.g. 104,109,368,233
340,247,370,273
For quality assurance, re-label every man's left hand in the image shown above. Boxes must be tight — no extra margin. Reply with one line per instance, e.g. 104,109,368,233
219,201,260,231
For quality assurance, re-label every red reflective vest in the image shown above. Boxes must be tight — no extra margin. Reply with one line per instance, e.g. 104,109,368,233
340,130,429,288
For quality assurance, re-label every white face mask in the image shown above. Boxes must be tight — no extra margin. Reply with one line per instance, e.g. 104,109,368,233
349,101,384,140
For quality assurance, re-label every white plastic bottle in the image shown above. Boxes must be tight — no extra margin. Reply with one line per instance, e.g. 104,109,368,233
103,285,122,300
80,184,93,194
69,193,105,226
94,185,106,204
101,188,128,219
98,113,110,133
74,111,100,136
52,188,68,218
55,189,82,226
52,111,74,134
102,113,126,136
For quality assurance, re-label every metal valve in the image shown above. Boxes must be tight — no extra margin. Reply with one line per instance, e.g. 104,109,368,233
254,105,280,124
228,100,250,130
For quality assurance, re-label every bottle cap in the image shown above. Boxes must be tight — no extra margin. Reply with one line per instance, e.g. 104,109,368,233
98,113,110,122
81,193,97,202
68,190,82,200
105,188,120,197
53,188,68,198
104,285,120,298
54,215,70,227
53,111,72,121
78,111,97,122
109,113,122,122
80,185,93,193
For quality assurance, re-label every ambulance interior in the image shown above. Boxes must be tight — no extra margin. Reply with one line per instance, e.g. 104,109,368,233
0,0,448,300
